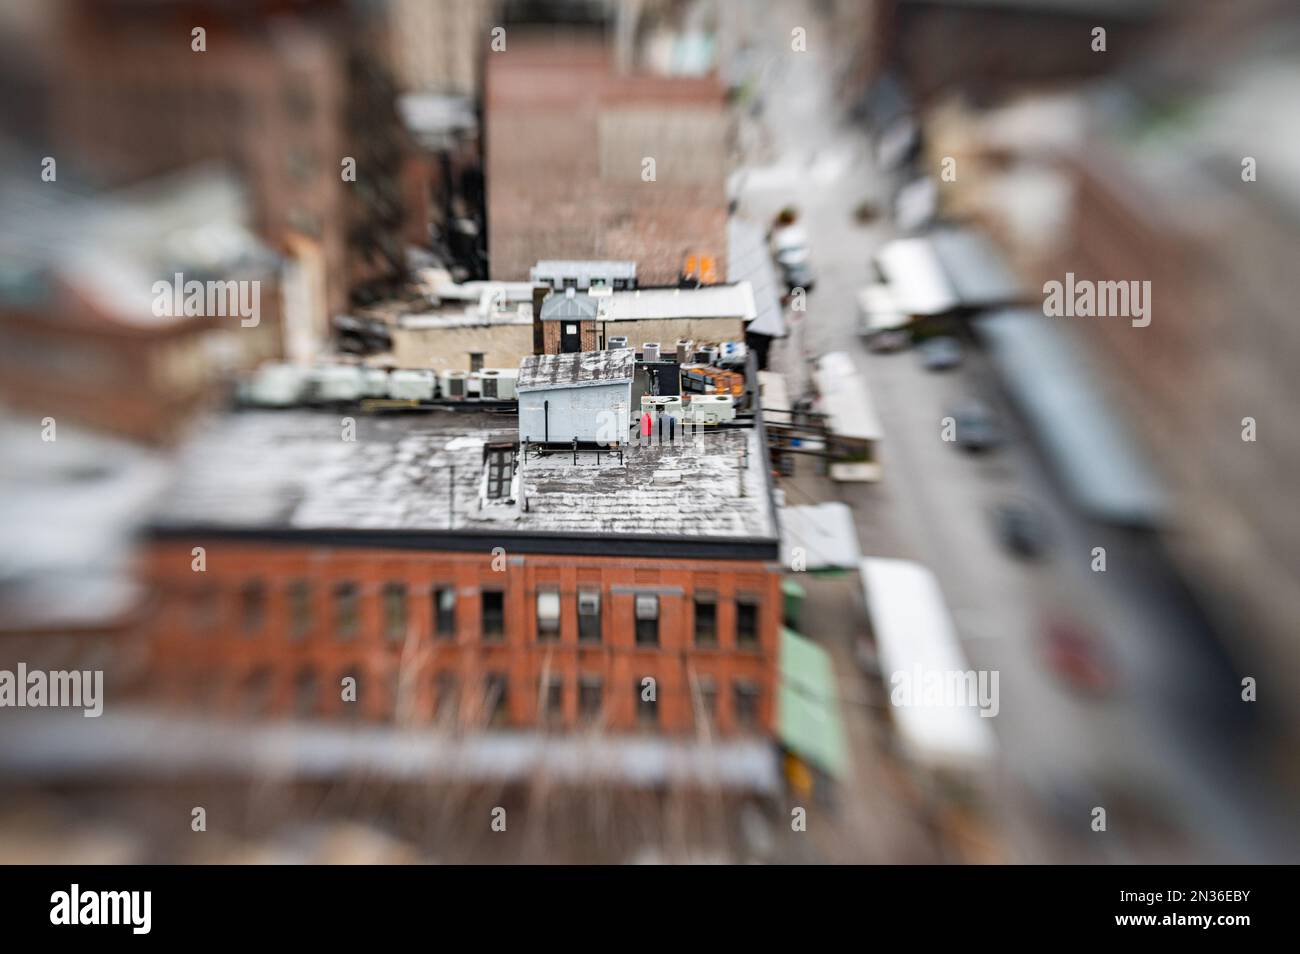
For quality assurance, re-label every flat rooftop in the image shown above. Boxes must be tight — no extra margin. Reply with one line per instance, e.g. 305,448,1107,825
517,348,634,391
149,409,778,557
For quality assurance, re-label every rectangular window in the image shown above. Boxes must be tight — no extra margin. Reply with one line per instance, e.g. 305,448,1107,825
240,580,265,633
734,681,761,730
433,586,456,639
539,676,563,725
636,678,658,727
536,589,560,641
484,673,508,726
577,589,601,643
288,580,311,641
469,352,484,372
383,583,407,643
484,443,515,499
693,593,717,647
333,582,359,640
736,597,760,649
579,676,603,723
634,594,659,646
481,590,505,641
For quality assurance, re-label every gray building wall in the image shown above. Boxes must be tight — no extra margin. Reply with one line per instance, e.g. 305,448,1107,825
519,382,631,444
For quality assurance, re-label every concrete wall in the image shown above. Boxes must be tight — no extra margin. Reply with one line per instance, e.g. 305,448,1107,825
390,324,533,374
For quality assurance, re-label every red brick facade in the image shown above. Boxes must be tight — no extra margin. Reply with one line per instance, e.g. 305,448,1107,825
147,541,781,736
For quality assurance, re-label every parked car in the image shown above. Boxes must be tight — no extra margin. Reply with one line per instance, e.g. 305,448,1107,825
919,335,962,371
868,329,910,353
948,399,1003,452
993,501,1050,559
1041,617,1117,696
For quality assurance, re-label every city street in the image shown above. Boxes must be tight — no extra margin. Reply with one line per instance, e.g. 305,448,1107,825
728,0,1290,861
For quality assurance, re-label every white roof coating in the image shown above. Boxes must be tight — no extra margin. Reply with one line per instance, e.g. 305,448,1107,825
517,348,635,391
604,283,757,323
150,410,776,542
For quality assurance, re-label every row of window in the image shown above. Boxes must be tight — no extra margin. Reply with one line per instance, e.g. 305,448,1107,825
228,666,762,730
211,582,762,648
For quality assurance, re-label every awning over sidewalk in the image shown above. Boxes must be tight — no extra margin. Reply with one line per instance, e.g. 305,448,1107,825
778,628,849,779
728,217,786,338
778,502,862,570
976,309,1166,527
874,227,1023,316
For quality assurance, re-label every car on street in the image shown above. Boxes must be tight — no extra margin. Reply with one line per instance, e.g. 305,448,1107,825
948,399,1003,452
919,335,962,371
993,500,1050,559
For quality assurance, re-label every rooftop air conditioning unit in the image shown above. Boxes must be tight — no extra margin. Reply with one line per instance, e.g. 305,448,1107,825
388,369,436,401
675,339,694,363
642,342,661,361
361,367,391,398
440,369,467,400
687,394,735,424
312,365,364,403
608,335,629,350
477,368,518,400
246,362,308,407
641,394,684,418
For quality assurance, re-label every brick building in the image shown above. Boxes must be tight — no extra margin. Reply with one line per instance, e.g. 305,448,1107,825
144,405,781,736
485,36,730,285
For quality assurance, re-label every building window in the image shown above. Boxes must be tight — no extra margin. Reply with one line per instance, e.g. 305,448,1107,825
287,580,311,641
433,586,456,639
484,673,508,726
294,666,317,718
536,589,560,641
383,583,407,643
579,676,603,724
469,352,484,372
240,580,265,633
481,590,505,641
734,681,761,730
736,597,760,649
333,583,359,640
539,676,563,725
244,666,273,716
577,589,601,643
634,594,659,646
636,678,658,727
693,593,717,647
435,671,458,723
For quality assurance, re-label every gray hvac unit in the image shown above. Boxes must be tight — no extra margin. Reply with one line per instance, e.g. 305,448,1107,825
642,342,661,361
608,335,629,350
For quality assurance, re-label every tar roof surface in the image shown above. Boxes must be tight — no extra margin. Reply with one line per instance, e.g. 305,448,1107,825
150,409,776,543
516,348,635,391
